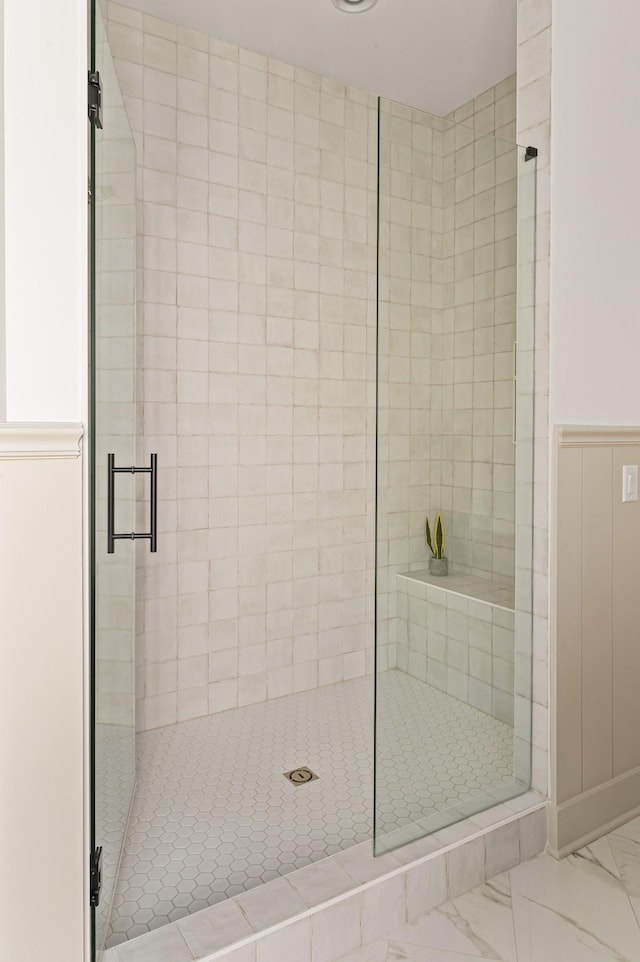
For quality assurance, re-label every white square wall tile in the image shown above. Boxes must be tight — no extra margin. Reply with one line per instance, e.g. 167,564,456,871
446,837,485,900
256,918,311,962
178,900,252,957
288,859,355,907
112,926,192,962
405,854,448,923
362,875,406,944
518,807,547,862
219,947,256,962
235,878,307,931
312,895,362,962
484,820,520,877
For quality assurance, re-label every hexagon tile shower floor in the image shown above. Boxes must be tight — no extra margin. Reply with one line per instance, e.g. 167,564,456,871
106,673,513,946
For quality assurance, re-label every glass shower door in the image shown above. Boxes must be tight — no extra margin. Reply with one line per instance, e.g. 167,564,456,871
90,3,138,955
374,98,537,854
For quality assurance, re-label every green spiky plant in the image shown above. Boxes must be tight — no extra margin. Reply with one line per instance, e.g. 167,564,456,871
425,512,446,560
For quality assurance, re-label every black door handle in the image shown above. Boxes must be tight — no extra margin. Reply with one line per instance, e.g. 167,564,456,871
107,453,157,553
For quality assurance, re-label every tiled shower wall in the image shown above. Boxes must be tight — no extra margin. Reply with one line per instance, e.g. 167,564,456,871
441,78,518,583
103,2,378,731
375,100,439,672
103,0,532,736
95,16,137,731
396,573,516,724
376,80,518,672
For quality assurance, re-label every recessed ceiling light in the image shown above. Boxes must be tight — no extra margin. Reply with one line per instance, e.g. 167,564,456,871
332,0,380,12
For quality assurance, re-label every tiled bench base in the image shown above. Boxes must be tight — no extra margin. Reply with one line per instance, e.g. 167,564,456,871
396,569,516,726
104,794,546,962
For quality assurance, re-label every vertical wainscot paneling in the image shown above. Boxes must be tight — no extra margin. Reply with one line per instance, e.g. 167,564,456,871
552,427,640,854
580,446,613,791
555,445,582,804
612,447,640,775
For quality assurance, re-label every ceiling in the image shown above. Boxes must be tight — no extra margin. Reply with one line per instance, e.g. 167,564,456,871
118,0,516,116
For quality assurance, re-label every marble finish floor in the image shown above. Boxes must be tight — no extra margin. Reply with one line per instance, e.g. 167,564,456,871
338,815,640,962
107,672,516,946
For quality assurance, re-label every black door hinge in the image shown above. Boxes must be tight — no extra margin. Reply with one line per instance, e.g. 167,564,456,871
90,846,103,907
88,71,103,129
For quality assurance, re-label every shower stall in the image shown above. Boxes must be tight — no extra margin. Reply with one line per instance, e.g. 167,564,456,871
90,3,537,958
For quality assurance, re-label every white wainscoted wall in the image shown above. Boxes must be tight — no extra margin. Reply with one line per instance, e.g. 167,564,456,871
0,425,85,962
546,0,640,851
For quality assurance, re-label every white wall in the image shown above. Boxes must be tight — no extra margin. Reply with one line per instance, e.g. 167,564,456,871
3,0,88,422
549,0,640,425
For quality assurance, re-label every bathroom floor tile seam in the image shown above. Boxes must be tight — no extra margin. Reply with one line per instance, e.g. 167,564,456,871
105,672,516,946
338,814,640,962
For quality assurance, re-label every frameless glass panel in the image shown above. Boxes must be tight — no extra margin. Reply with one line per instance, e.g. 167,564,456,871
91,3,137,954
374,97,536,855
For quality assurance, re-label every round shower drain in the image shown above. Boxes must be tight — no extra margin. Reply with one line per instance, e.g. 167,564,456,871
332,0,380,13
284,766,318,785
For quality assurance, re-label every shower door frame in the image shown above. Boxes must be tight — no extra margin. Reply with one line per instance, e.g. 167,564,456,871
88,0,140,954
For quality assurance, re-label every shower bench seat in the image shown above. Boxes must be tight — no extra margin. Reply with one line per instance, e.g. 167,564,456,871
396,568,515,611
394,568,517,727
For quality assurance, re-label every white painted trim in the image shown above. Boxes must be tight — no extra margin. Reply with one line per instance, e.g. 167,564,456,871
548,765,640,857
557,425,640,447
0,422,83,459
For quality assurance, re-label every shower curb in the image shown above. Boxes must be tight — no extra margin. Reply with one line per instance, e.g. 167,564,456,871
104,795,547,962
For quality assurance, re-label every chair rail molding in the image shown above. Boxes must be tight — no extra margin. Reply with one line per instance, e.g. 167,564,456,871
0,422,83,459
557,425,640,447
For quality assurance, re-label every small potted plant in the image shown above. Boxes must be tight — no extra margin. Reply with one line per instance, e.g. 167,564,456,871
425,512,448,576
